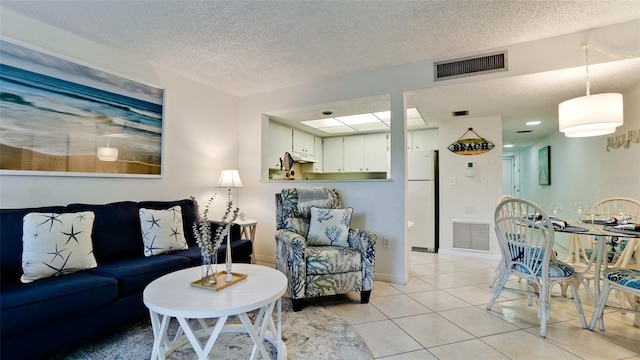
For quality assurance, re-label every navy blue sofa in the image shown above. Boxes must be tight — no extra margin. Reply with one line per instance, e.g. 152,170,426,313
0,198,252,359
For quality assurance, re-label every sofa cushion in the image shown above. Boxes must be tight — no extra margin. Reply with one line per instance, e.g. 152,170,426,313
139,206,189,256
305,246,362,275
307,207,352,247
21,211,98,283
66,201,142,262
88,255,189,296
1,271,117,336
0,205,68,279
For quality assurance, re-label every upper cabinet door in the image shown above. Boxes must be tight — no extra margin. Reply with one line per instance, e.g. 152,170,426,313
269,122,292,169
364,133,388,172
323,137,344,172
343,135,365,172
292,129,315,157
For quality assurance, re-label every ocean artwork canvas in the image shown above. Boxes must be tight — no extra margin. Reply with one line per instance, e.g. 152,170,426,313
0,40,163,176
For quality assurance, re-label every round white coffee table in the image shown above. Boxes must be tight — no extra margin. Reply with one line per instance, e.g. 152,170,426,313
143,264,287,360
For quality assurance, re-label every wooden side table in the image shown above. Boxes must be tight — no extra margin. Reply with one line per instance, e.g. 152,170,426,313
235,218,257,263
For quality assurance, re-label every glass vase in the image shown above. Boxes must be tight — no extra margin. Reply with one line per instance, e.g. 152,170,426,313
225,232,233,282
201,251,218,286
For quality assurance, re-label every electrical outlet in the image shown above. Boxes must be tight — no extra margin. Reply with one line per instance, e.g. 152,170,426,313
383,238,391,248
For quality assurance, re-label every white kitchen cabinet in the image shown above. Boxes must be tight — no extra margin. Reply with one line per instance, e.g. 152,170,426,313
343,133,388,172
269,121,292,169
323,137,344,172
364,133,388,172
313,136,323,173
343,135,365,172
292,129,315,159
410,129,439,151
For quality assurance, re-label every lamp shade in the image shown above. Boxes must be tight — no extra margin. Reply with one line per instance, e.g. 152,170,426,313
97,147,118,161
217,169,243,188
558,93,623,137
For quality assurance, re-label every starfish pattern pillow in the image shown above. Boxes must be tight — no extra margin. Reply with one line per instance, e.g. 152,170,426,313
21,211,97,283
139,206,188,256
307,207,353,247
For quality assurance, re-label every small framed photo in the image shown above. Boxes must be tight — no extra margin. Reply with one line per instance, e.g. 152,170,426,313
538,146,550,185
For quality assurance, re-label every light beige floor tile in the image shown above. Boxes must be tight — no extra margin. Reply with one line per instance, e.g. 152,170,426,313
338,251,640,359
439,306,519,337
480,330,582,359
353,320,422,358
389,277,437,293
409,263,440,276
371,281,402,298
428,339,510,360
408,289,472,311
591,315,640,353
393,313,474,348
444,285,503,306
371,294,431,318
415,272,479,288
523,319,639,360
323,302,388,325
376,349,437,360
486,297,584,330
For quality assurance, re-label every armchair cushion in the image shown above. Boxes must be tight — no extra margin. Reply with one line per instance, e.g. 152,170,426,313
307,207,352,247
306,246,361,275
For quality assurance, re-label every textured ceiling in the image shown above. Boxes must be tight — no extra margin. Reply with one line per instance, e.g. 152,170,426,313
3,0,639,96
2,1,640,149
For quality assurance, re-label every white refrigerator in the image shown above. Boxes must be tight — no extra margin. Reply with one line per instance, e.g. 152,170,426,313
407,150,439,252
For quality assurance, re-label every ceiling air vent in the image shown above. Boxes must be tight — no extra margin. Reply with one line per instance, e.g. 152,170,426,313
435,51,507,81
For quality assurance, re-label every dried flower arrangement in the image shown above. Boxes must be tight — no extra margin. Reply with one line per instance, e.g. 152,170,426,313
191,189,240,257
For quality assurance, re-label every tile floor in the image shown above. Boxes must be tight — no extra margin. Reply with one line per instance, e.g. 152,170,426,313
319,251,640,360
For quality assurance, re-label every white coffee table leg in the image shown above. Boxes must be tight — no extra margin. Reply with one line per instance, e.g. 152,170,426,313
149,310,171,360
238,311,272,360
176,315,228,360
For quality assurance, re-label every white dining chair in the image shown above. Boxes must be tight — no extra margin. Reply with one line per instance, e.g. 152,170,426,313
581,198,640,307
589,268,640,331
487,198,587,337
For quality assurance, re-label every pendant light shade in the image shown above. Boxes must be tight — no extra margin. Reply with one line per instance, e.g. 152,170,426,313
558,93,623,137
97,146,118,161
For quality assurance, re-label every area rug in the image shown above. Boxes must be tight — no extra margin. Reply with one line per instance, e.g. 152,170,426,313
52,300,373,359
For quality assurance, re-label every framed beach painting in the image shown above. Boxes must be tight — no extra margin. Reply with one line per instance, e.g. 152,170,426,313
0,39,164,177
538,146,550,185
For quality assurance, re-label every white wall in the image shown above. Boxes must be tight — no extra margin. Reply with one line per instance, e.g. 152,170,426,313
520,82,640,210
437,116,503,258
0,8,241,219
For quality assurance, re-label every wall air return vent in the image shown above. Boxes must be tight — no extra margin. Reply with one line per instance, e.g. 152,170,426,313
435,51,507,81
452,220,491,251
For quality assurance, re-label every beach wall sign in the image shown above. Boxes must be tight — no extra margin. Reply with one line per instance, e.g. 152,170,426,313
448,128,494,155
0,39,164,177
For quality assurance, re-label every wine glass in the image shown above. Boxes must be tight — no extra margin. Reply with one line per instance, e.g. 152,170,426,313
550,202,564,218
614,204,627,224
574,201,585,222
585,204,597,226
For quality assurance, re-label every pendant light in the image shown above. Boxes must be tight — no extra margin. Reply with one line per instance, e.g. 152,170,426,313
558,43,623,138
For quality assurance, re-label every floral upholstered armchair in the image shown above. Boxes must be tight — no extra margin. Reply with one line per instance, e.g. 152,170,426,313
275,187,376,311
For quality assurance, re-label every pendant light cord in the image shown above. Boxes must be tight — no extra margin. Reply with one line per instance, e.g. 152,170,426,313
582,42,639,97
584,43,591,96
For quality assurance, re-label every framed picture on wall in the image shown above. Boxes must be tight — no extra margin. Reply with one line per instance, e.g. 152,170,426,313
538,146,551,185
0,39,164,177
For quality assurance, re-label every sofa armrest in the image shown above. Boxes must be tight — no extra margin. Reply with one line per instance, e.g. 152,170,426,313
348,228,377,291
275,229,308,299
